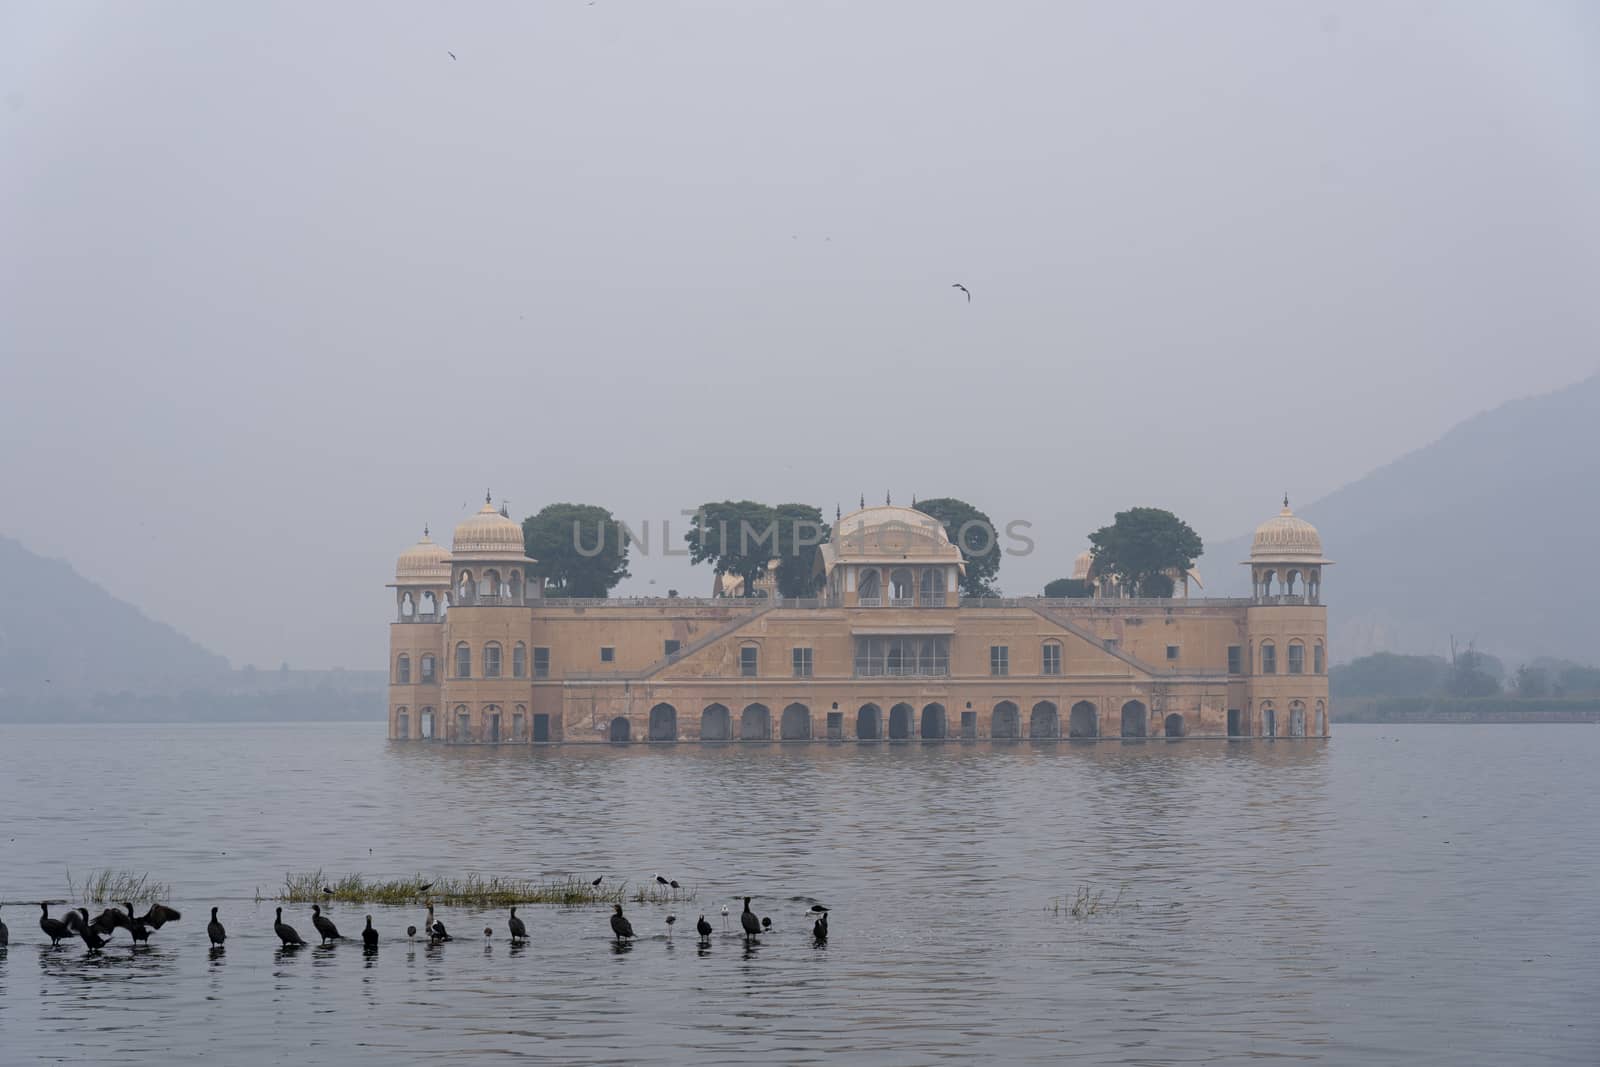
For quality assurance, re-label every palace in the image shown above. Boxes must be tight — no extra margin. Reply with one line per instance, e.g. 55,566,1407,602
387,498,1331,744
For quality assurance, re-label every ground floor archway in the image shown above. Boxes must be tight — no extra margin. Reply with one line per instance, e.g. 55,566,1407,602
419,707,435,739
1029,701,1059,739
740,703,771,741
1261,707,1277,738
608,716,631,742
888,703,915,739
1315,702,1326,736
1068,701,1097,738
856,703,882,740
1164,712,1185,738
701,703,731,740
920,703,947,739
532,713,550,742
486,708,502,744
991,701,1020,740
1289,704,1307,737
780,703,811,740
454,706,471,743
395,710,409,740
1120,700,1147,738
649,703,678,741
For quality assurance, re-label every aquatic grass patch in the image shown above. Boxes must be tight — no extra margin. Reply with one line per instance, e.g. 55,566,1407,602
630,883,696,905
277,870,625,907
67,868,171,905
1047,885,1130,919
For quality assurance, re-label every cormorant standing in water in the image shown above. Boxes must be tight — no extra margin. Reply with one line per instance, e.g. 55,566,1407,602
123,902,152,944
812,911,828,941
362,916,378,948
274,907,307,947
141,903,182,929
609,904,634,941
740,898,760,940
88,905,128,937
39,903,73,946
311,904,345,945
70,909,108,949
0,903,8,946
507,907,527,942
424,902,450,942
207,907,226,947
695,914,712,941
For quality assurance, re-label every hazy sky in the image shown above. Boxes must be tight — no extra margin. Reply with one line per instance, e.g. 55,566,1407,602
3,1,1597,669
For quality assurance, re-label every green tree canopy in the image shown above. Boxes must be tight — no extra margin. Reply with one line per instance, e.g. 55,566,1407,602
773,502,829,598
522,503,631,597
913,497,1000,597
1043,577,1092,598
1446,647,1501,698
1329,652,1449,699
685,500,779,597
1087,507,1202,598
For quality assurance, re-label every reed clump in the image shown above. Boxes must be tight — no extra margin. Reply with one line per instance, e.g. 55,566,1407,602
67,868,171,905
1047,885,1129,918
630,883,696,905
278,870,625,907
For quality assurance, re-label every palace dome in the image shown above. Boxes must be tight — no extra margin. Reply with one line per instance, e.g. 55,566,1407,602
395,530,450,583
452,496,532,560
834,505,954,544
1250,500,1328,562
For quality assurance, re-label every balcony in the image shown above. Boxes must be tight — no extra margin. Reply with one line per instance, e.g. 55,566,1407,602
858,596,882,607
889,597,916,608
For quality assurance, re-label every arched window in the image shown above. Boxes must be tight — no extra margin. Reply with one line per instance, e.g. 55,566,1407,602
509,571,523,601
857,568,881,605
513,642,527,678
1314,641,1325,675
455,642,471,678
920,568,941,606
481,569,502,598
395,653,411,684
483,642,503,678
457,571,473,601
420,591,437,615
420,653,436,683
889,568,914,605
1261,641,1277,675
1288,640,1305,675
400,592,415,618
1041,640,1062,676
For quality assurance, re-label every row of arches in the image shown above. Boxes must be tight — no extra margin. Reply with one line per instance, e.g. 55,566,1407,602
1257,699,1327,738
1254,638,1326,676
447,641,528,680
608,699,1184,742
454,568,525,603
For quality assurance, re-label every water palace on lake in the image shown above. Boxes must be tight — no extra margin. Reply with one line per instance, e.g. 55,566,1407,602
387,499,1330,744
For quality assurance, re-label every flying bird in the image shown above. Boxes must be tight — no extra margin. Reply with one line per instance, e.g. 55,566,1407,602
447,51,456,60
952,283,970,302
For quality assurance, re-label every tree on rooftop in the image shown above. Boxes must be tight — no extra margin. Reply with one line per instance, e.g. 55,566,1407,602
773,503,828,598
685,500,778,597
913,497,1001,598
1087,507,1202,598
522,503,631,597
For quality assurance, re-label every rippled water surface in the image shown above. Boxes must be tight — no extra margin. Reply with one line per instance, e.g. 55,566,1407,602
1,723,1596,1064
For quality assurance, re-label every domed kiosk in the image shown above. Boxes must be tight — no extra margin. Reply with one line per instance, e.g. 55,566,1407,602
1245,496,1331,603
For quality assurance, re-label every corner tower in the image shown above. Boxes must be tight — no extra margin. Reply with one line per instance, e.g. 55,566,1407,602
387,529,451,740
440,493,537,743
1242,497,1332,737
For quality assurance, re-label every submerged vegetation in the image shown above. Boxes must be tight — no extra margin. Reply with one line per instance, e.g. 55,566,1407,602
67,868,171,905
631,882,696,905
1047,885,1130,919
276,870,625,907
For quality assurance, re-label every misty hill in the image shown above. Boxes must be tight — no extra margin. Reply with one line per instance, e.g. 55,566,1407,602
1206,373,1600,665
0,534,230,697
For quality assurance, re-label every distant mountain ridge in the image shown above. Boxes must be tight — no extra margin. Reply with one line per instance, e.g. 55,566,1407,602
0,534,230,696
1205,372,1600,665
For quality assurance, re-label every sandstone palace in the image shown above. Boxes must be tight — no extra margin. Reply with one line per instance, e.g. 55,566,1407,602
387,499,1330,744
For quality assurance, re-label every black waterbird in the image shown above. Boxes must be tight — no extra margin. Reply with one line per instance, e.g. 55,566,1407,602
207,907,226,947
311,904,345,944
609,904,634,941
274,907,306,947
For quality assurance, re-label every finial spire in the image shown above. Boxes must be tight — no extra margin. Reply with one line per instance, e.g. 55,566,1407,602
1283,492,1290,510
423,524,430,539
860,493,865,508
485,488,493,506
835,503,841,521
886,490,891,505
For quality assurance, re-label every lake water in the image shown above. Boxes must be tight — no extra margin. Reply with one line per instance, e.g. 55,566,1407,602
0,723,1595,1065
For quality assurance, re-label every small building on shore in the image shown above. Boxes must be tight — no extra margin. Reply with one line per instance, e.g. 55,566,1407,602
387,497,1331,744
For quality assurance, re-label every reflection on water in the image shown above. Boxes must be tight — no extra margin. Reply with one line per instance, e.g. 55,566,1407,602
0,723,1597,1064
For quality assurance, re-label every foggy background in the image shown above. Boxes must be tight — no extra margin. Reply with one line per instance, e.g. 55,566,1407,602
3,1,1596,669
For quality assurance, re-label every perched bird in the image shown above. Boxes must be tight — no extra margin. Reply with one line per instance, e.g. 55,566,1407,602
665,914,676,940
809,904,829,914
416,882,434,893
813,911,828,941
655,875,669,887
740,898,760,940
322,886,334,898
483,927,493,939
311,904,345,945
696,914,712,941
669,879,680,890
761,916,772,932
609,904,634,941
952,283,971,302
123,902,152,944
207,907,226,947
425,902,451,942
406,925,418,940
508,907,527,942
363,916,378,948
70,909,108,950
590,876,603,887
142,903,182,929
274,907,307,947
720,904,729,931
40,903,73,946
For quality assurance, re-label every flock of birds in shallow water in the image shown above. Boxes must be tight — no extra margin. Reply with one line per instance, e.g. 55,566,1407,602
0,876,830,954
